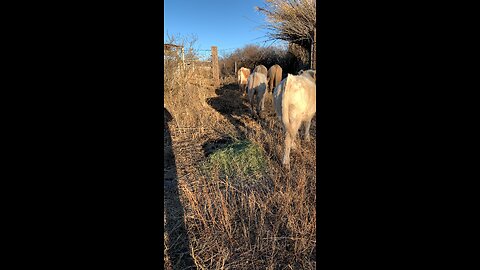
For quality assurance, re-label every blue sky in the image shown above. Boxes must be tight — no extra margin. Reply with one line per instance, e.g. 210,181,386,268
164,0,286,57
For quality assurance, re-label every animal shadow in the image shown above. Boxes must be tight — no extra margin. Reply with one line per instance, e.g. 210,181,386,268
206,83,251,138
201,135,234,158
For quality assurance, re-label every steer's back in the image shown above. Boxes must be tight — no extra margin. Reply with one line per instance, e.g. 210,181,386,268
274,74,316,124
247,72,267,93
253,65,268,77
268,64,283,92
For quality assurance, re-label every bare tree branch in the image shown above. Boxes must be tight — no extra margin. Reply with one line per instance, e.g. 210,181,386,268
256,0,316,50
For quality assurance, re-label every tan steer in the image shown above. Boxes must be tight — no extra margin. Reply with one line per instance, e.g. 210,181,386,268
246,72,268,118
273,73,316,169
253,64,268,77
267,64,283,93
237,67,251,96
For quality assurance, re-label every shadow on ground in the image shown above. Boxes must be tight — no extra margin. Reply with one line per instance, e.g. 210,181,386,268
206,82,283,159
201,135,235,158
207,83,277,130
206,83,252,138
164,108,196,270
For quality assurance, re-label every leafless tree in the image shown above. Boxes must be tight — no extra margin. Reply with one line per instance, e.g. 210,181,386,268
256,0,316,52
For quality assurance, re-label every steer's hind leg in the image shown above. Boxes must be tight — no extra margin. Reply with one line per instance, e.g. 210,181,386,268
248,91,255,116
282,132,293,169
260,90,266,111
257,92,266,119
304,120,312,142
289,119,302,151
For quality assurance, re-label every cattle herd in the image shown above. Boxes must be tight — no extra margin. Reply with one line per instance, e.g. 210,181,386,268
237,64,316,169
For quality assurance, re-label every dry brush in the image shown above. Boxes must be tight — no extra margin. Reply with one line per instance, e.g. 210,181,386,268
164,34,316,270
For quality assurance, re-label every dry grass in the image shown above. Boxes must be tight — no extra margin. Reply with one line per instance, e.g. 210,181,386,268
164,55,316,269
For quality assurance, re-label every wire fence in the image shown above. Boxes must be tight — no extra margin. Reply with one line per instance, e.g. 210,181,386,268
165,38,313,82
193,48,236,61
193,39,288,60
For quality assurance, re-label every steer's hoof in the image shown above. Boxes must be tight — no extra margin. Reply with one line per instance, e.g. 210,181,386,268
282,158,290,170
291,142,297,150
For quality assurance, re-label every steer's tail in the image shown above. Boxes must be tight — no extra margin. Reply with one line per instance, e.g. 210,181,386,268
275,70,281,91
252,73,258,96
281,75,293,134
249,73,257,113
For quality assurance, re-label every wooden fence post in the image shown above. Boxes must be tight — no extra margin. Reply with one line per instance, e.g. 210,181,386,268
211,46,219,87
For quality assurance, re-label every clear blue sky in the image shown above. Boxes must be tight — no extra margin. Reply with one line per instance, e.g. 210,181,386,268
164,0,286,56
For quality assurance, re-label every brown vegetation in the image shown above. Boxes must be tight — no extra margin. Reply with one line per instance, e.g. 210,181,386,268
219,42,312,80
256,0,316,50
164,35,316,269
256,0,316,70
220,44,293,77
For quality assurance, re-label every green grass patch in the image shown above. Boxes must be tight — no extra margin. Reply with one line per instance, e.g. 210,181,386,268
202,139,267,180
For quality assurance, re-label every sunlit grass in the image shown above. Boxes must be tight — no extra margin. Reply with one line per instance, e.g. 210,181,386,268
202,139,267,180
